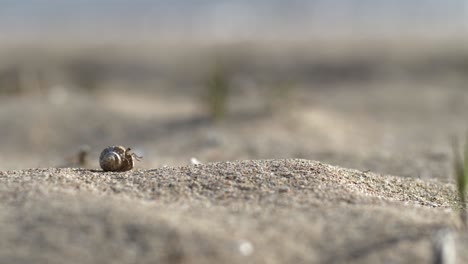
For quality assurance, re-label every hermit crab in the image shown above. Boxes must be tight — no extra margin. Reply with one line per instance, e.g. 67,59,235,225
99,146,142,172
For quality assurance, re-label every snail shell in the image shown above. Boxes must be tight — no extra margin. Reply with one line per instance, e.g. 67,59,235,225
99,146,141,172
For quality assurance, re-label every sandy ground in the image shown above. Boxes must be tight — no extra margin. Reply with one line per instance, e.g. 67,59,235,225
0,159,466,264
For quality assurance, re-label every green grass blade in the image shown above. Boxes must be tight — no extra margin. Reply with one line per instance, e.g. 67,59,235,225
452,138,465,198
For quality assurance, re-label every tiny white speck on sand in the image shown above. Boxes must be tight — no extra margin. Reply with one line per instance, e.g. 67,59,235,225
238,240,254,256
190,157,202,165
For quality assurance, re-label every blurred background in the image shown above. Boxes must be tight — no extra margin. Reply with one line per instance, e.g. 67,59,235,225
1,0,468,180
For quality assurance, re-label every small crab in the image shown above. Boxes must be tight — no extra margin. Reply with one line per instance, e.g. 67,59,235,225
99,146,142,172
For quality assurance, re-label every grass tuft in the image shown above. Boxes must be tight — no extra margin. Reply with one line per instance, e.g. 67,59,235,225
203,61,230,123
452,136,468,227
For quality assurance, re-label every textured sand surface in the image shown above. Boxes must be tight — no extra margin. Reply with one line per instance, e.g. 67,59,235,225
0,159,466,263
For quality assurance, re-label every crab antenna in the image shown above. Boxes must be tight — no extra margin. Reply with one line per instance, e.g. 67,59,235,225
132,153,143,161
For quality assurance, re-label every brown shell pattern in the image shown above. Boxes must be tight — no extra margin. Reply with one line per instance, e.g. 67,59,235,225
99,146,136,172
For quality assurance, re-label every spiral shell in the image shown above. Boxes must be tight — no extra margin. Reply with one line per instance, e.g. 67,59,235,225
99,146,141,172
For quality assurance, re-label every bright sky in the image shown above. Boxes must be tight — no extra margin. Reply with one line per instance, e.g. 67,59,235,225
0,1,466,43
